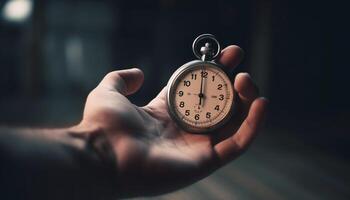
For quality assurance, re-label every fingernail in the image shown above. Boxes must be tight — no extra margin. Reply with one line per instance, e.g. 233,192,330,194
242,72,251,78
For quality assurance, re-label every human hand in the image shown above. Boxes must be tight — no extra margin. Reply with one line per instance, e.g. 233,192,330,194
76,45,268,198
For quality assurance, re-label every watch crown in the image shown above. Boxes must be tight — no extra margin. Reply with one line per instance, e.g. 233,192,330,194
192,34,221,61
200,43,215,59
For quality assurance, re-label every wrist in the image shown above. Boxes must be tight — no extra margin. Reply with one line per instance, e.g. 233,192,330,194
67,123,102,148
68,123,120,199
0,126,119,199
70,123,115,167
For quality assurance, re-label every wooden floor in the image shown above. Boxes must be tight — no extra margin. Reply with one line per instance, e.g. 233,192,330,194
132,129,350,200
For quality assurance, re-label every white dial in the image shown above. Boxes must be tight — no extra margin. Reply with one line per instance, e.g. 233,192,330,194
167,61,236,133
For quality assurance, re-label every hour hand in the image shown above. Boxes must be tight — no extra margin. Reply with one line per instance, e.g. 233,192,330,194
198,93,204,105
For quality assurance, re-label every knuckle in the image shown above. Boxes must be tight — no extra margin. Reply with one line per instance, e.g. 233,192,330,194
105,71,121,80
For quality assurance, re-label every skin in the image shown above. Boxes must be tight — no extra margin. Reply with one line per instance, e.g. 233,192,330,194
73,45,269,198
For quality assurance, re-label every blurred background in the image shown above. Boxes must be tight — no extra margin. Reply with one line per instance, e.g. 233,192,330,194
0,0,349,199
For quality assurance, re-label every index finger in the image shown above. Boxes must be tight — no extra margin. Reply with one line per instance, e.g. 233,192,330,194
218,45,245,70
214,97,268,165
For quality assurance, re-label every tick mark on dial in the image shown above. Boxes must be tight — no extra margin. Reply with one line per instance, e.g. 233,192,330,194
211,95,217,98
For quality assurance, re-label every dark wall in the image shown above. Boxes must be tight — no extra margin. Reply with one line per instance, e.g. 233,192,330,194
270,1,349,115
0,0,348,154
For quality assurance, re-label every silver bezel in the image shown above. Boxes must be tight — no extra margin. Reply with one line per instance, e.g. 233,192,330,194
166,60,236,133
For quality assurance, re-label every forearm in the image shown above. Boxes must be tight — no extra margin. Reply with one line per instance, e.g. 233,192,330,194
0,126,118,200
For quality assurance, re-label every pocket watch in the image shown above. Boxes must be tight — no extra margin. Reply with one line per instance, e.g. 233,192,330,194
167,34,237,133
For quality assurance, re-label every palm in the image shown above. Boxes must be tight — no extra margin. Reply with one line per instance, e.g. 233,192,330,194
84,85,217,196
81,45,268,197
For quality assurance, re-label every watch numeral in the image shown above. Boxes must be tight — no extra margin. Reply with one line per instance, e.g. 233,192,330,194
206,112,211,119
179,101,185,108
219,94,224,100
195,114,200,120
185,110,190,116
212,76,215,82
217,84,223,90
191,74,197,80
201,71,208,78
179,91,184,97
215,105,220,111
184,80,191,87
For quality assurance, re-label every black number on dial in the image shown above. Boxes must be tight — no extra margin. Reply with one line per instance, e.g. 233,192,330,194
179,91,184,97
215,105,220,111
206,112,211,119
184,80,191,87
212,76,215,82
219,94,224,100
185,110,190,116
217,84,223,90
195,114,200,120
201,71,208,78
191,74,197,80
179,101,185,108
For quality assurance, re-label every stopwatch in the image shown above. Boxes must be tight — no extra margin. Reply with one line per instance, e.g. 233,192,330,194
167,34,237,133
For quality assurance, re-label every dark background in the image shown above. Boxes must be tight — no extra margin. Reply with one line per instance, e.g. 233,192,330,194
0,0,349,199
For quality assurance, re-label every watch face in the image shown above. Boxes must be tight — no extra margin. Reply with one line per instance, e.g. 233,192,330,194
167,60,236,133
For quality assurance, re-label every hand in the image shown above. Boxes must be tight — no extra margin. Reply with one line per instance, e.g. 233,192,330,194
76,45,268,198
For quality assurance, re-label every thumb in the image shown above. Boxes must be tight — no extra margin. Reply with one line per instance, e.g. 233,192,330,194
99,68,144,96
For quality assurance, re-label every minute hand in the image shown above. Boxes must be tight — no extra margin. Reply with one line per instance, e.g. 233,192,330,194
198,68,205,106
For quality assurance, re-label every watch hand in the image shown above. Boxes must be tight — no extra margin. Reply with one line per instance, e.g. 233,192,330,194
198,67,204,107
202,75,206,107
